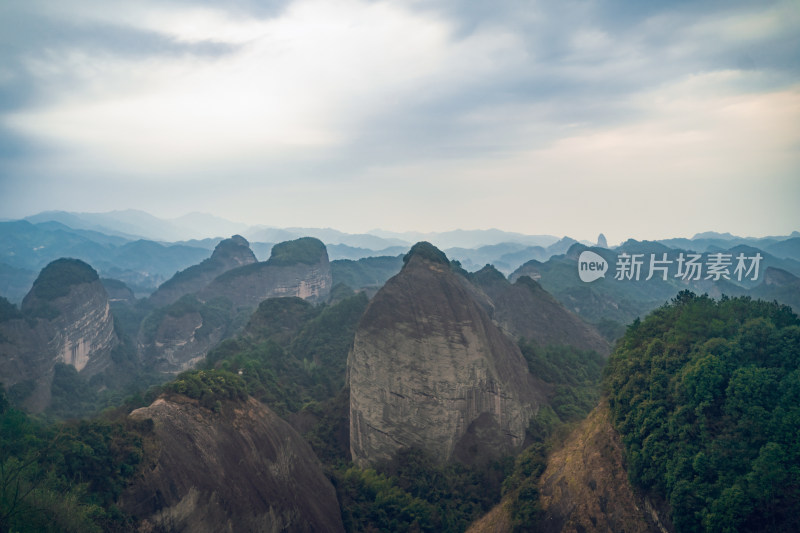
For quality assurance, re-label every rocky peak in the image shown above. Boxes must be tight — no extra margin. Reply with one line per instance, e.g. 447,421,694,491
121,394,345,532
210,234,256,265
201,237,332,308
22,258,100,312
21,258,117,375
148,235,257,308
349,242,546,467
1,259,118,412
402,241,450,267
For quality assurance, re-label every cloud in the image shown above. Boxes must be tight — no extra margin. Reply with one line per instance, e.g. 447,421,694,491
5,0,529,174
0,0,798,238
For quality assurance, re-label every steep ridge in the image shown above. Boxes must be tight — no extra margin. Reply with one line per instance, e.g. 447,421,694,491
470,265,611,356
467,403,664,533
138,237,331,373
535,403,664,533
121,393,345,533
349,242,547,467
148,235,257,308
0,259,119,411
200,237,332,308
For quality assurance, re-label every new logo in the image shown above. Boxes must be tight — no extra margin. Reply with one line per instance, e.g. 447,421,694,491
578,251,608,282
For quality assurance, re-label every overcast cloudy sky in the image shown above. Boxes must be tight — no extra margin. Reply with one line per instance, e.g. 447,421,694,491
0,0,798,243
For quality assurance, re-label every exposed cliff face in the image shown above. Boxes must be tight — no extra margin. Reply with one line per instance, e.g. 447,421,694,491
471,265,610,356
349,243,547,467
200,237,332,309
121,395,345,533
0,258,119,411
141,307,227,373
28,280,118,375
138,238,329,373
149,235,257,308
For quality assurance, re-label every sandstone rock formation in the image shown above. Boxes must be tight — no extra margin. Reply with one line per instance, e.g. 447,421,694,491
138,238,331,373
138,296,230,373
0,258,119,411
200,237,332,309
149,235,257,308
349,242,547,467
470,265,610,356
121,395,345,533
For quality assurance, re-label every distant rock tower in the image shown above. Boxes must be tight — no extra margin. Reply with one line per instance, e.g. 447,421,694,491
597,233,608,248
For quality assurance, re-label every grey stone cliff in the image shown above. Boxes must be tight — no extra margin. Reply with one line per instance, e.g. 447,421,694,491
0,258,119,411
121,395,345,533
349,243,547,467
200,237,332,309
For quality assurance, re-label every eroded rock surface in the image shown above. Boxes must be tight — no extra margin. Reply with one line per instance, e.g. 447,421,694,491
200,237,332,309
122,395,345,533
349,243,546,467
1,259,119,411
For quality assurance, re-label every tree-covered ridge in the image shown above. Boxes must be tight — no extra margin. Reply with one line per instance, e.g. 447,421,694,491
267,237,327,266
605,291,800,533
403,241,450,266
30,258,99,301
203,292,368,415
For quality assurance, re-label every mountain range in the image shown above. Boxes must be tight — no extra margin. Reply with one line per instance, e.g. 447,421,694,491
0,212,798,532
2,210,798,304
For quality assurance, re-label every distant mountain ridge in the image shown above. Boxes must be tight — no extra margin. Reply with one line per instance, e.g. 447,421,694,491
3,211,798,322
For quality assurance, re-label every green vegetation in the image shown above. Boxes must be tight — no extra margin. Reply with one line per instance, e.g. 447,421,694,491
203,293,369,416
501,342,606,531
0,297,21,323
335,447,511,532
30,258,99,301
605,291,800,533
163,369,247,411
519,342,605,424
0,386,146,532
403,241,449,266
267,237,326,266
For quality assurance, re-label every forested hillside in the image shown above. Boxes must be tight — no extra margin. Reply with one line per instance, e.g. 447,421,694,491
605,291,800,532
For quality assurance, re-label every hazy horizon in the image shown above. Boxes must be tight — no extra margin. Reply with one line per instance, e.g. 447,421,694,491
1,1,798,241
6,207,798,247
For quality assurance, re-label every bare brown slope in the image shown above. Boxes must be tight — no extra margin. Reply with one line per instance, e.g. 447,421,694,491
468,402,668,533
121,395,344,533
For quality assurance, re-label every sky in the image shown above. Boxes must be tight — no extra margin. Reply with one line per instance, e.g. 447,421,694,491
0,0,798,244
